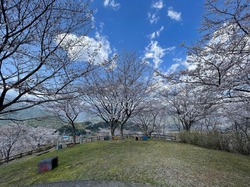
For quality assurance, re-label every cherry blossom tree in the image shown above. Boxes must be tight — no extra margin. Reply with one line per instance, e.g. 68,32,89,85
0,124,23,162
186,0,249,101
0,0,94,119
82,52,153,136
0,123,58,161
132,101,166,137
47,94,83,144
162,83,215,131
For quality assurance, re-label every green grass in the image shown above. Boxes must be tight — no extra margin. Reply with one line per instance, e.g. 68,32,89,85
0,139,250,187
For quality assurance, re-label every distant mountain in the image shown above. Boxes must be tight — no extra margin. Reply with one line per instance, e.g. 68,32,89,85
0,104,92,129
25,116,65,129
0,105,64,129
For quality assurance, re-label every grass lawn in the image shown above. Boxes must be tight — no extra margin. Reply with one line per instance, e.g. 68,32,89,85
0,139,250,187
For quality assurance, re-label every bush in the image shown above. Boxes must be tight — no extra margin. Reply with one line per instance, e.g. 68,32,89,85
178,131,250,155
231,132,250,155
57,125,86,136
86,122,109,131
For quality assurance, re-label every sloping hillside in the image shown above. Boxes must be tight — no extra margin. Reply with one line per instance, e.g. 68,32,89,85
0,140,250,187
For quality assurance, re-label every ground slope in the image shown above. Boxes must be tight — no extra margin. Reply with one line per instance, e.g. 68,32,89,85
0,139,250,187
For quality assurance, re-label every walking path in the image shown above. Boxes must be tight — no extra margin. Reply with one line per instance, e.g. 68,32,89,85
29,180,158,187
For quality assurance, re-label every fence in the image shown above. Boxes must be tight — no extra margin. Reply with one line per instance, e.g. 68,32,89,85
57,134,177,143
0,134,177,165
0,144,55,165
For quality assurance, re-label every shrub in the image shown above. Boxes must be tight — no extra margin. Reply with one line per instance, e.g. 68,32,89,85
231,133,250,155
178,131,250,155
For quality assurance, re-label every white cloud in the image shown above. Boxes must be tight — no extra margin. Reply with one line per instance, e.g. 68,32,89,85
148,32,156,40
164,58,183,75
104,0,120,10
167,7,182,21
165,57,196,76
98,22,105,33
148,26,164,40
164,63,181,76
169,63,180,72
181,56,197,71
151,0,164,9
148,0,164,24
144,40,175,68
56,32,112,65
148,12,159,24
173,58,183,63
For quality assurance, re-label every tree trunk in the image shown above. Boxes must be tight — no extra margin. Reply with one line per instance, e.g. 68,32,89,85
148,131,152,138
120,128,124,137
184,126,191,131
111,126,115,137
120,121,127,137
110,120,120,138
71,123,76,144
6,147,11,163
183,121,191,131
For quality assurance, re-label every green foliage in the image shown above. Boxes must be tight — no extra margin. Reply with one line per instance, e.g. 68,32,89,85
0,140,250,187
57,125,86,136
85,121,109,132
79,121,140,132
178,131,250,155
123,121,140,131
26,116,64,128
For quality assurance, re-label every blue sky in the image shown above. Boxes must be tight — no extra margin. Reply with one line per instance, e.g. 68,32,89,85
86,0,205,72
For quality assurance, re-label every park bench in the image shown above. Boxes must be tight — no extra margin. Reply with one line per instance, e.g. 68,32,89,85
112,136,120,140
66,143,75,147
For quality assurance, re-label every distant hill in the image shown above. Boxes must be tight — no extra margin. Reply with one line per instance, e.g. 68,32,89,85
25,116,65,129
0,105,64,129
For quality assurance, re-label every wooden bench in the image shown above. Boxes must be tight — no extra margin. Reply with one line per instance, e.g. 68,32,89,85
66,143,75,147
112,136,120,140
